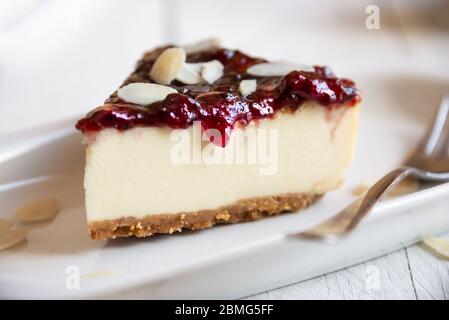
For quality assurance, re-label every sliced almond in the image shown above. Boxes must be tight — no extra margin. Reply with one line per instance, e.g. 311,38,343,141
351,183,370,197
239,79,257,97
388,177,419,197
176,63,203,84
0,218,11,231
16,197,60,222
201,60,224,84
351,177,419,198
117,83,177,105
150,47,186,85
423,237,449,259
183,37,221,54
0,229,27,250
246,62,315,77
81,270,119,280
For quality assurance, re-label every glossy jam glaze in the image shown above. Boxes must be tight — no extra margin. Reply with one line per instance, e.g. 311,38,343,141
76,47,360,147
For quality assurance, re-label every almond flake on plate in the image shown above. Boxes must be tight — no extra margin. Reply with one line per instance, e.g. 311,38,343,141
351,177,419,198
423,237,449,259
201,60,224,84
117,83,177,105
239,79,257,97
0,218,11,230
150,47,186,85
246,62,315,77
81,270,119,280
16,197,60,222
0,229,27,250
183,37,221,54
388,177,419,197
176,63,204,84
351,183,370,197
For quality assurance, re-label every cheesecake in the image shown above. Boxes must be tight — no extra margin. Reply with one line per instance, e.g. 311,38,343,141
76,40,361,240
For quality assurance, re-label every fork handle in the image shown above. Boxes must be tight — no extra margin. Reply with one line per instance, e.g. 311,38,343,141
346,167,414,232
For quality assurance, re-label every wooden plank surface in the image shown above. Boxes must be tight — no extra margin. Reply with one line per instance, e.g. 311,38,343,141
247,242,449,300
406,245,449,300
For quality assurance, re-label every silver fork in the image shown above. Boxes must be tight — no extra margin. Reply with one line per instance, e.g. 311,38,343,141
293,95,449,242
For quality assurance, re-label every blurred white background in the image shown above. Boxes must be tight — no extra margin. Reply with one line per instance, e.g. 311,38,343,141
0,0,448,136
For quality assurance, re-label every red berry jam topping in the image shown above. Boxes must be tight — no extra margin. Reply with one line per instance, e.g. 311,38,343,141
76,46,360,147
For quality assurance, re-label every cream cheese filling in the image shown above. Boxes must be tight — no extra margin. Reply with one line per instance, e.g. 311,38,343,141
84,102,359,222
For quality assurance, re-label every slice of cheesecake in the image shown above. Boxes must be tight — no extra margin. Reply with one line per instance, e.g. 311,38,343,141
76,41,361,240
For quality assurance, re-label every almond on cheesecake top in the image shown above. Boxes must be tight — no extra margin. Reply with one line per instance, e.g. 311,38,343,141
76,45,360,147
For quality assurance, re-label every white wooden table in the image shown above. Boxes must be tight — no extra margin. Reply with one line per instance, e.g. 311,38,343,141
247,241,449,300
1,0,448,299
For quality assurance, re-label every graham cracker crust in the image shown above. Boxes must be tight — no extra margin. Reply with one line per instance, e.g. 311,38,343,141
88,193,322,240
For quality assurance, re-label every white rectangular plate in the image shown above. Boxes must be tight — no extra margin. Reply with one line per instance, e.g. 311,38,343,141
1,72,449,299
